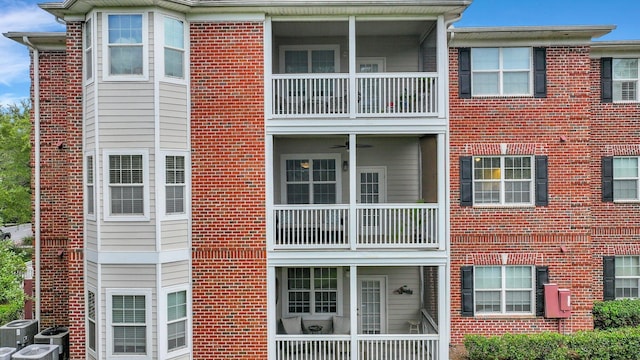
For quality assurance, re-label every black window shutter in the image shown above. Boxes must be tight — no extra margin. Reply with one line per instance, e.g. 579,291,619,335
460,156,473,206
459,48,471,99
601,58,613,103
535,155,548,206
461,266,474,316
602,156,614,202
533,48,547,98
535,266,549,316
603,256,616,300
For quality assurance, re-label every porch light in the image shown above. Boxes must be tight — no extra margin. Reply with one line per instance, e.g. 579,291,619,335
342,160,348,171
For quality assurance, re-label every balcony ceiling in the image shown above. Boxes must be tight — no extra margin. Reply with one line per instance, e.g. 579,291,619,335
273,20,433,37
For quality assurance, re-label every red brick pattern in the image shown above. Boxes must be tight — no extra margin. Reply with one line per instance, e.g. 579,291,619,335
190,22,267,359
449,46,595,343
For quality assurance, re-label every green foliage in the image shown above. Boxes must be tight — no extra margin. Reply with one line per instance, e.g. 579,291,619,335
0,101,32,225
593,299,640,330
0,239,26,322
465,328,640,360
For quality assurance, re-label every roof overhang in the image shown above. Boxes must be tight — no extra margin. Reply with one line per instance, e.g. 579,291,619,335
590,41,640,58
449,25,616,47
3,32,66,51
40,0,471,19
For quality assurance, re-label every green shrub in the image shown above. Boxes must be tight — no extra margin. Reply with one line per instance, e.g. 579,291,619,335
593,299,640,330
465,328,640,360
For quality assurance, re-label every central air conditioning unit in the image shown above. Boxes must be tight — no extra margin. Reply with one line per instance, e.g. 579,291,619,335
0,347,16,360
34,327,69,360
0,319,38,349
11,344,59,360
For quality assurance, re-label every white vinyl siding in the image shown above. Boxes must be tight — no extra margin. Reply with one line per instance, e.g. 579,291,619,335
100,224,157,251
471,47,532,96
85,83,96,148
159,82,188,149
613,58,639,102
161,262,190,288
161,220,189,251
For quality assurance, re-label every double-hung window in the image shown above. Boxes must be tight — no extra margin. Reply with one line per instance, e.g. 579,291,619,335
615,256,640,298
613,157,640,201
471,47,532,96
474,266,534,314
86,155,95,217
87,290,96,352
285,267,340,316
167,290,188,352
473,156,533,205
165,155,186,215
613,59,639,102
282,155,340,204
105,150,148,220
164,16,185,78
107,290,151,358
106,13,145,77
280,45,339,74
84,18,93,81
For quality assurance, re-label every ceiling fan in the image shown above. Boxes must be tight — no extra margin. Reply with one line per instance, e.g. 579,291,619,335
330,141,373,149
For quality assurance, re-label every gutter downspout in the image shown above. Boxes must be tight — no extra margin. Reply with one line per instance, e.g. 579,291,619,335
22,36,41,324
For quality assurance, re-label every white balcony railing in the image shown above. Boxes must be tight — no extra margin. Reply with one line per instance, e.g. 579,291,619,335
273,204,438,249
275,336,439,360
271,73,438,118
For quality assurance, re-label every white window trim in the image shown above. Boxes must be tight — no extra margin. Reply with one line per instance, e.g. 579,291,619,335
157,13,188,84
278,44,341,73
613,156,640,202
282,267,343,319
159,285,191,358
84,15,95,84
86,287,98,357
280,153,342,205
473,265,535,316
106,288,153,360
85,151,97,220
615,256,640,298
159,150,190,220
472,155,535,207
471,47,533,97
102,149,150,221
612,58,640,103
102,11,149,82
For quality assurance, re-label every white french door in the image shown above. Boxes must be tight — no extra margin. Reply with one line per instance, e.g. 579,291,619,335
357,58,385,112
358,276,387,334
357,167,386,235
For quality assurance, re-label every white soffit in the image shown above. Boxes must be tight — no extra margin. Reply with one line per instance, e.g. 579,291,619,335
449,25,616,47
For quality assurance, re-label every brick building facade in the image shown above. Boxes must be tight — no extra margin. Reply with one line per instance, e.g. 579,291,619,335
5,1,640,359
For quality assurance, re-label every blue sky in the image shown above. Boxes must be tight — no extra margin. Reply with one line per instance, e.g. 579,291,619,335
1,0,639,107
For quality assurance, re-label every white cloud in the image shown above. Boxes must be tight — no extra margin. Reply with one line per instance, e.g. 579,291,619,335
0,1,64,104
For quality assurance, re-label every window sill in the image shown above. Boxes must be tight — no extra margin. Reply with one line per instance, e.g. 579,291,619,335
474,313,537,319
472,203,536,209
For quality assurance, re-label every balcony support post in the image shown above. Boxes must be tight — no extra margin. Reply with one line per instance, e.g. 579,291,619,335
349,16,357,118
437,15,447,118
349,133,357,251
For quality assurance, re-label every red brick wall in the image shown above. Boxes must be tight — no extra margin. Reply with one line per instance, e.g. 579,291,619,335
589,58,640,302
449,46,594,344
189,22,267,359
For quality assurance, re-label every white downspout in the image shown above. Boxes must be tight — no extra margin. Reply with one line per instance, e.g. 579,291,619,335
22,36,41,324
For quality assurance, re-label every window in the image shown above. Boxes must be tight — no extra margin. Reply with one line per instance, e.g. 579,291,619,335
615,256,640,298
107,290,151,358
282,155,340,204
279,45,339,74
472,156,533,205
104,150,148,220
165,155,186,214
164,17,184,78
474,266,534,314
167,290,188,352
613,59,639,102
471,47,531,96
86,155,95,217
87,290,96,352
613,157,639,200
285,267,340,316
107,14,144,76
84,18,93,81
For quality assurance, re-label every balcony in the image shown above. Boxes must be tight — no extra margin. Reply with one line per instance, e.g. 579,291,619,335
272,73,438,118
273,204,438,249
269,19,442,120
